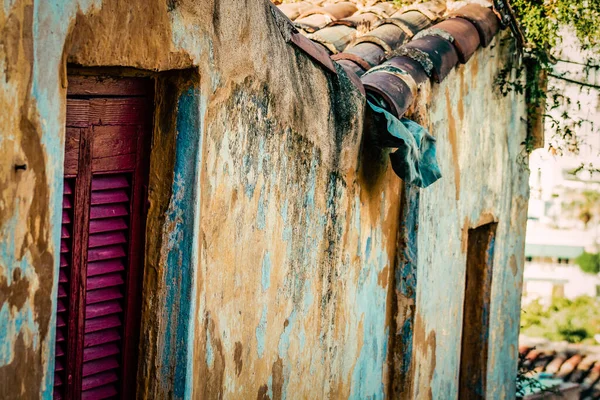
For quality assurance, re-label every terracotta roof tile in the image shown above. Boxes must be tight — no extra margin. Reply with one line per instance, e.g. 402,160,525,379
520,344,600,399
447,3,499,47
400,35,459,82
278,2,313,20
343,42,387,69
362,65,416,117
423,18,481,62
308,24,357,53
273,0,501,118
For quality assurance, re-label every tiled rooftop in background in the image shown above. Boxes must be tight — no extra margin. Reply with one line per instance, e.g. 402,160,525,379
520,342,600,399
272,0,502,119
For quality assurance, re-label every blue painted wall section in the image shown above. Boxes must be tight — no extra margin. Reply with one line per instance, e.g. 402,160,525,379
391,185,420,397
159,86,201,399
350,224,391,399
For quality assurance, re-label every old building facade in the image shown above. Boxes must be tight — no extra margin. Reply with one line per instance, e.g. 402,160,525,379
0,0,529,398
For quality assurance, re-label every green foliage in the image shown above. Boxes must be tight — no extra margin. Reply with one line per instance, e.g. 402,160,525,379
575,251,600,274
495,0,600,157
516,350,556,398
516,354,542,397
521,296,600,344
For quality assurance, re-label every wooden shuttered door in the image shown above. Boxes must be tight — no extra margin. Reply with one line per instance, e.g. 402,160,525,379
53,76,152,400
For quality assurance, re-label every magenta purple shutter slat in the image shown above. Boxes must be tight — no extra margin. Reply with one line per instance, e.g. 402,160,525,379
87,245,127,262
83,343,120,363
84,315,121,334
82,357,119,377
90,189,129,205
87,273,125,290
91,175,129,191
84,329,120,347
88,231,127,248
85,300,122,319
81,371,119,391
63,181,73,194
90,204,128,220
88,218,128,234
81,384,118,400
56,343,65,357
87,260,124,277
86,287,123,305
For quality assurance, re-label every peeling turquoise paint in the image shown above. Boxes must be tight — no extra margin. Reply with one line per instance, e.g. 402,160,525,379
298,327,306,352
160,86,201,399
256,305,267,358
302,280,313,312
261,252,271,292
350,226,390,399
278,310,297,359
0,302,36,365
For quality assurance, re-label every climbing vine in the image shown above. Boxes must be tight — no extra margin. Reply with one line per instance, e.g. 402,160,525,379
494,0,600,161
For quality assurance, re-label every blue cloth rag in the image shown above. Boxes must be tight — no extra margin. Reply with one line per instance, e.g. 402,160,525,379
367,100,442,188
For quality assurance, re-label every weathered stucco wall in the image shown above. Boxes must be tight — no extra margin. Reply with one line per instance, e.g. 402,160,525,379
0,0,397,398
0,0,527,399
406,34,529,399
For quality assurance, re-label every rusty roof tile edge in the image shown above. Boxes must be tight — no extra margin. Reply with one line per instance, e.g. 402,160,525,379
363,64,418,97
393,47,434,77
371,18,415,38
413,27,454,43
306,33,340,54
269,3,338,74
348,35,394,55
399,2,445,21
331,52,373,71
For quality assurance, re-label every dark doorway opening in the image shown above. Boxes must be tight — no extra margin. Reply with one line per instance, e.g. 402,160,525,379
459,222,498,399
